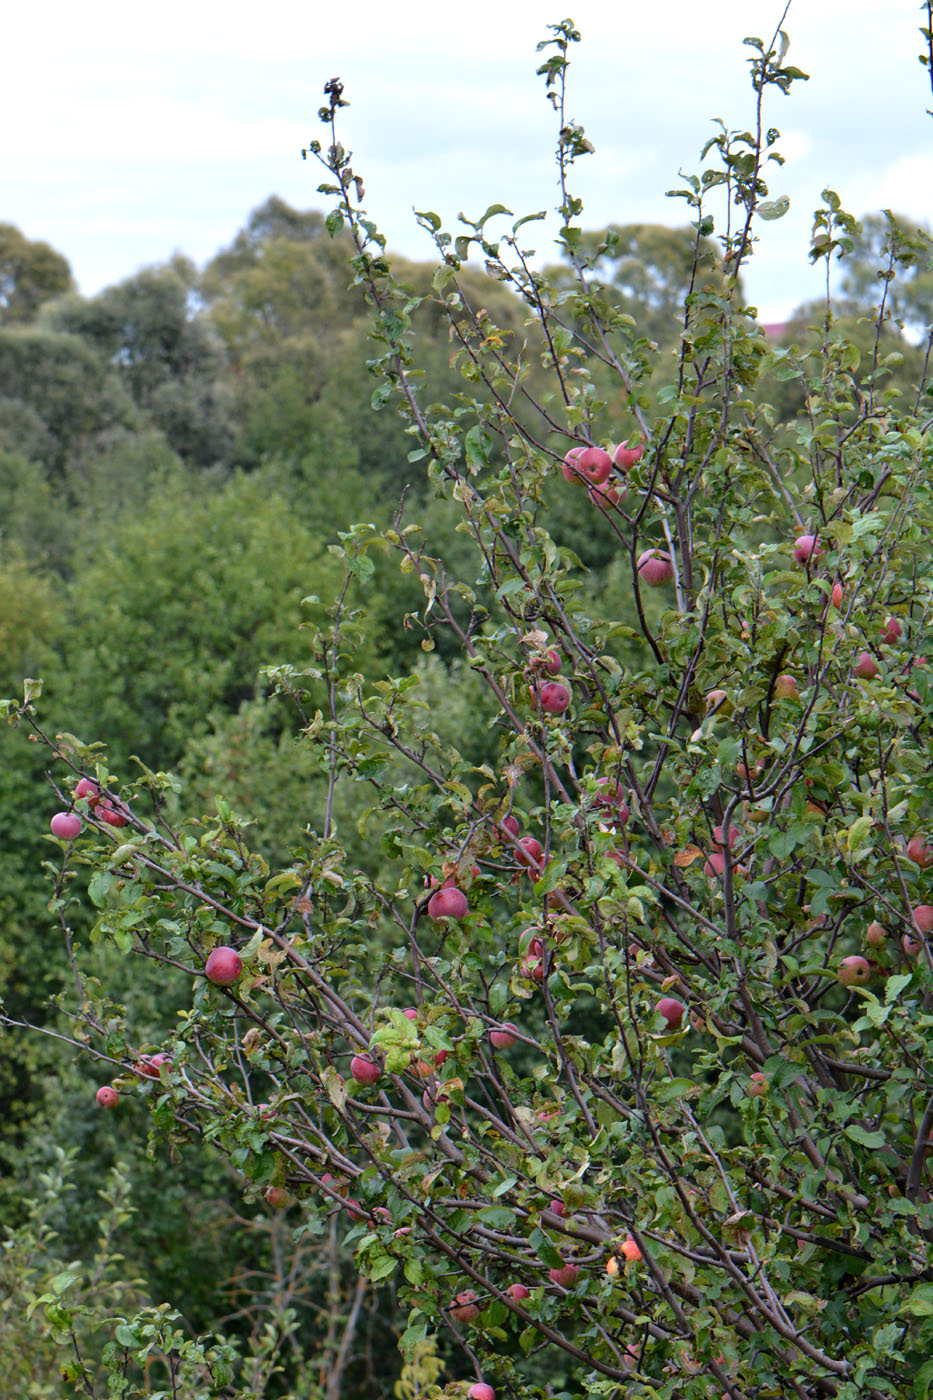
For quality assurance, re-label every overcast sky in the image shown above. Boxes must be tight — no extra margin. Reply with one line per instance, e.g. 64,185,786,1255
4,0,931,321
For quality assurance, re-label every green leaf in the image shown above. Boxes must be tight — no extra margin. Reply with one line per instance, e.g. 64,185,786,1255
844,1124,885,1149
885,973,913,1004
758,195,790,220
368,1255,397,1281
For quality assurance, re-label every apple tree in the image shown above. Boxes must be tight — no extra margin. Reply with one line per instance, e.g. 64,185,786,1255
7,14,933,1400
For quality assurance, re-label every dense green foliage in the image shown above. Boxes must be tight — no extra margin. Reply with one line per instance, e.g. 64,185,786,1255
2,13,933,1400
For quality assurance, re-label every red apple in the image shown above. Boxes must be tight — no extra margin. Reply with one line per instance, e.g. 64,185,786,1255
402,1007,418,1021
912,905,933,933
830,581,845,608
703,852,725,879
536,681,571,714
620,1236,642,1262
265,1185,289,1208
548,1262,579,1288
880,617,903,644
74,778,101,807
561,446,586,481
505,1282,530,1301
515,836,545,873
350,1055,381,1085
610,440,643,470
468,1385,496,1400
204,945,243,986
50,811,82,841
654,997,685,1029
793,534,821,564
904,933,923,959
576,446,612,485
838,956,870,988
907,837,933,869
637,549,674,586
414,1049,447,1078
712,824,739,848
134,1053,171,1079
428,885,469,920
589,478,625,508
96,1085,118,1109
594,778,630,824
542,647,562,674
747,1072,768,1098
866,921,886,949
501,815,520,840
489,1023,519,1049
521,956,546,983
853,652,879,680
98,797,128,827
547,1198,567,1217
449,1290,481,1322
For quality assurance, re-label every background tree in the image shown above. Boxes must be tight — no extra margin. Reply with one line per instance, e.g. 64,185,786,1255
0,223,74,325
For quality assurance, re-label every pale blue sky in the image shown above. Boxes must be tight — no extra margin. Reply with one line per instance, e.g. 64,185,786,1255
4,0,930,320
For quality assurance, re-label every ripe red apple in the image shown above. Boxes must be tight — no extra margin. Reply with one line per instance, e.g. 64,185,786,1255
350,1055,381,1085
654,997,685,1029
747,1072,768,1098
96,1085,118,1109
489,1023,519,1049
594,779,630,824
548,1262,579,1288
515,836,545,873
536,681,571,714
838,956,870,988
912,905,933,933
637,549,674,586
588,478,625,508
414,1049,447,1078
773,674,799,700
134,1053,171,1079
521,956,545,983
501,815,520,840
98,797,128,827
793,534,821,564
547,1198,567,1217
204,945,243,986
505,1283,530,1301
265,1185,289,1208
866,920,886,948
907,837,933,869
830,581,845,608
606,1255,621,1278
904,933,923,959
880,617,903,644
853,652,879,680
402,1007,418,1021
449,1290,481,1322
519,930,544,958
703,852,725,878
610,440,643,470
50,811,82,841
620,1237,642,1262
576,446,613,484
427,885,469,920
542,647,562,674
712,824,739,848
74,778,101,807
468,1384,496,1400
561,446,586,481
